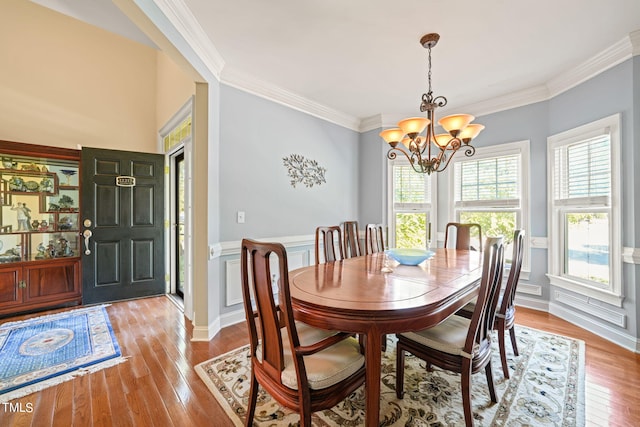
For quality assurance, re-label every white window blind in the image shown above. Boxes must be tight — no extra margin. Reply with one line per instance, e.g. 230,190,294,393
454,154,520,208
553,134,611,205
393,164,431,209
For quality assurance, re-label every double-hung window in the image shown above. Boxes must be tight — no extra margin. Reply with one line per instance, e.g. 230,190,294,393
388,159,436,249
547,114,622,306
449,140,530,270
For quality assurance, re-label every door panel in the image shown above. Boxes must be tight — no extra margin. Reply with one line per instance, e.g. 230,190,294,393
81,147,165,304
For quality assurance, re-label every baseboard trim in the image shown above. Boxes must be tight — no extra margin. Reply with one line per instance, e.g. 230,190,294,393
191,318,221,342
514,295,549,312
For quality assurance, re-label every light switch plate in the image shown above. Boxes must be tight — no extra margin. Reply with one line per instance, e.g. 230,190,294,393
237,211,245,223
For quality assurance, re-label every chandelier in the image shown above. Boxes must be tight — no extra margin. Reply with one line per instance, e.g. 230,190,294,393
380,33,484,174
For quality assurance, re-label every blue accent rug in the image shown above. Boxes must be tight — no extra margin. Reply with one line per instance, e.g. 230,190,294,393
0,305,126,401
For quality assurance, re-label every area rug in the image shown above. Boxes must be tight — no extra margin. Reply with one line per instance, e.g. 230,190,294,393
0,305,126,402
196,326,585,426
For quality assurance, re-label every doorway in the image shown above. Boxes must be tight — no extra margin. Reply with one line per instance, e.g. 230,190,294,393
80,147,165,304
173,150,185,299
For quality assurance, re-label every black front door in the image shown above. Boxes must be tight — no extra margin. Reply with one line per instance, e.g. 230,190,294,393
81,147,165,304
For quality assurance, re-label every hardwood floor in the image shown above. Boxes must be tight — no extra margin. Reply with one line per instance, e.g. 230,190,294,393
1,296,638,426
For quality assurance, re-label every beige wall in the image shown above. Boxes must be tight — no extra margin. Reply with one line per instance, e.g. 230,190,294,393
0,0,192,153
156,52,195,130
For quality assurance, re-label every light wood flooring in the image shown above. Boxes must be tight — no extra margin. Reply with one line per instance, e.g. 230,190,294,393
0,296,638,426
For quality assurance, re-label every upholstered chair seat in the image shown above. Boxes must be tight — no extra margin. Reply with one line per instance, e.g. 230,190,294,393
398,316,480,358
257,322,365,390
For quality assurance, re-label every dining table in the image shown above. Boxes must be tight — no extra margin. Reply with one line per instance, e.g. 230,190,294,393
288,248,483,427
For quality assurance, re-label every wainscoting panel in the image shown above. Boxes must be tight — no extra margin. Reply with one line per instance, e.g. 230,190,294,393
517,283,543,296
553,290,626,327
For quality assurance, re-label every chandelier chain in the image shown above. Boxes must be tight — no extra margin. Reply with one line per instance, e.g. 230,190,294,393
427,45,433,97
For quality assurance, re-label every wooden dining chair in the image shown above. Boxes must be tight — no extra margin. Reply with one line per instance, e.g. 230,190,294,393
342,220,361,258
456,229,525,379
395,236,505,427
241,239,366,427
315,226,345,264
444,222,483,252
364,223,384,254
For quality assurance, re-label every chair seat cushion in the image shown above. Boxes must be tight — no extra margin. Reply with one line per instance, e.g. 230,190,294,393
399,315,475,357
258,321,364,391
462,293,505,314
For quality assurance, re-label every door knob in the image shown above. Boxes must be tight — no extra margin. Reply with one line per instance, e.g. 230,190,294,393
82,229,93,255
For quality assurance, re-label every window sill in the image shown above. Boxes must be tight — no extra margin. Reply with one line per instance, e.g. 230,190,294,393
546,274,624,307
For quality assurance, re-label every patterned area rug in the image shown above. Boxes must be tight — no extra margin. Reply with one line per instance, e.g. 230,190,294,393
0,305,126,401
196,326,585,426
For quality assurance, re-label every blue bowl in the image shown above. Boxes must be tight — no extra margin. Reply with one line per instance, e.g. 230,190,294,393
385,248,435,266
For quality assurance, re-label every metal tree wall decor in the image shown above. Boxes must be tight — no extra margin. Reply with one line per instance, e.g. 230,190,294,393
282,154,327,188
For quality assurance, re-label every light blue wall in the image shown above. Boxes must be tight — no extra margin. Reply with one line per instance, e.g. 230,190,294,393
358,129,387,226
548,60,636,338
219,85,360,241
634,56,640,335
462,101,550,294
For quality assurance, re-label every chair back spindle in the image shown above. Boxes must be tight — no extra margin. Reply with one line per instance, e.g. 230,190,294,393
364,223,384,254
445,222,483,252
315,226,345,264
342,221,361,258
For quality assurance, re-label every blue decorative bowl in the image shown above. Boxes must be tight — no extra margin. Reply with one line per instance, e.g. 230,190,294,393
385,248,435,266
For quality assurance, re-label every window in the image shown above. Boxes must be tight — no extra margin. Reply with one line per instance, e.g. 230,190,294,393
547,114,622,306
449,140,530,269
388,160,436,249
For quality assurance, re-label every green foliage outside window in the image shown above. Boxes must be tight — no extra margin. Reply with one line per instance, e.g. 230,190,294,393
395,213,427,249
459,211,517,245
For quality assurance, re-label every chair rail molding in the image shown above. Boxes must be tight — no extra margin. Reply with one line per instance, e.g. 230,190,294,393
218,234,315,257
622,247,640,264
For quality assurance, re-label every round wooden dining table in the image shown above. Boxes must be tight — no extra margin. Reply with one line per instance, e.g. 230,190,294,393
289,249,483,427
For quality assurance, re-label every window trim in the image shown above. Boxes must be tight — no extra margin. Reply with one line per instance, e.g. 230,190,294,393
546,113,623,307
387,158,437,249
448,140,531,278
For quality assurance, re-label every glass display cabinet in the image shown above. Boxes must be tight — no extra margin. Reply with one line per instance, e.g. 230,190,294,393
0,141,81,316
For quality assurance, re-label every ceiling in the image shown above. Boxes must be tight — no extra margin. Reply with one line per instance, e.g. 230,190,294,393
32,0,640,125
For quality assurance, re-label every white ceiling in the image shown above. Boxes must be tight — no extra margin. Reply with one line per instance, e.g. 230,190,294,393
32,0,640,124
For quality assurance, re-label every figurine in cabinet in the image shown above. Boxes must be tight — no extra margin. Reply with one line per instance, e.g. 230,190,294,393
21,163,40,172
47,242,56,258
40,177,53,193
58,195,74,210
0,248,21,263
57,237,73,257
9,176,25,192
36,242,46,259
58,216,73,230
11,203,31,231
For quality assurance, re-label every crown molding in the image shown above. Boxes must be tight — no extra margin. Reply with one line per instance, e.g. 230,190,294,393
359,114,383,132
630,29,640,56
221,67,361,131
152,0,225,79
546,32,636,99
454,85,551,119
